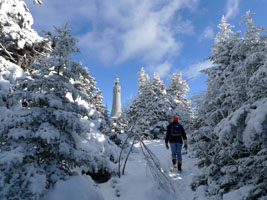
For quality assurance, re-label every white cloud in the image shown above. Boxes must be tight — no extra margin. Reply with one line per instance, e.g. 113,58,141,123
175,19,195,35
148,61,172,78
225,0,241,19
182,60,213,79
199,25,214,41
25,0,197,66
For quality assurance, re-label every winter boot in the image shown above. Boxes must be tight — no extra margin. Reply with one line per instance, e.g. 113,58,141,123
172,159,177,168
177,161,182,171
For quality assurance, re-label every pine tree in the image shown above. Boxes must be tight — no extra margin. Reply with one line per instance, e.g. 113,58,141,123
0,25,115,199
126,68,194,139
108,115,129,146
191,12,267,199
0,0,45,116
127,69,168,138
137,67,150,95
0,0,46,70
167,72,194,129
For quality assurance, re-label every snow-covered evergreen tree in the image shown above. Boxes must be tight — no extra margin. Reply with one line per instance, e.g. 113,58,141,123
0,0,45,113
137,67,150,94
0,0,46,70
127,68,193,139
0,57,24,109
0,25,118,199
127,68,170,139
108,115,129,146
191,12,267,199
167,72,194,130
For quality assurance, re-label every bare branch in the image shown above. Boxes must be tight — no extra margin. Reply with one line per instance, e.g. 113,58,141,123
33,0,43,5
0,43,17,63
118,134,132,177
122,136,138,175
140,139,176,195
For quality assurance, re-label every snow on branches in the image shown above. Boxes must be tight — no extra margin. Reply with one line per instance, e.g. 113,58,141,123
0,0,46,70
191,12,267,199
0,25,118,199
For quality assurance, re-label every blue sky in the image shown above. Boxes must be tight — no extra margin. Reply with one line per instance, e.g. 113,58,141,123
25,0,267,112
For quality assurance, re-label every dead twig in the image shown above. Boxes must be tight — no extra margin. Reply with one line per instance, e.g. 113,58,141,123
122,136,138,175
118,134,132,177
140,139,176,195
0,43,17,63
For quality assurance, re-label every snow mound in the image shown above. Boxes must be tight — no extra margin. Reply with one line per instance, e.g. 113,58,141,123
0,57,24,88
44,176,104,200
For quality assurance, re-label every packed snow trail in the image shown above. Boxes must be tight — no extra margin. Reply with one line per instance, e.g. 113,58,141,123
100,140,200,200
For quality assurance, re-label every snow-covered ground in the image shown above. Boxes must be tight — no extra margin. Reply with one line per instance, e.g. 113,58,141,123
100,140,200,200
44,139,267,200
44,140,202,200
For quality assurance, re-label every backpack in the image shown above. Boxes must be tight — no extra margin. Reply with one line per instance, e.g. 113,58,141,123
171,123,182,136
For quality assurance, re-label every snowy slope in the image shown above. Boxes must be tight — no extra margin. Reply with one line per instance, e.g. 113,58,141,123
42,140,200,200
100,140,201,200
41,139,266,200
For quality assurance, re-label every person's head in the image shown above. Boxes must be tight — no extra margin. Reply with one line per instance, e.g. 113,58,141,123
172,116,178,122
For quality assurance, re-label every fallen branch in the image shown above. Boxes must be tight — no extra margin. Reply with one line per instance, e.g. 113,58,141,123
118,134,132,177
122,136,138,175
140,139,176,195
0,43,17,63
118,132,176,195
33,46,49,58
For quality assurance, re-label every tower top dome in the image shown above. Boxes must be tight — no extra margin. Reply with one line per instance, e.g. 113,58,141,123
114,76,119,84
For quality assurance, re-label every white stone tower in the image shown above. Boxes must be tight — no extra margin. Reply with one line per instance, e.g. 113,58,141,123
111,76,122,118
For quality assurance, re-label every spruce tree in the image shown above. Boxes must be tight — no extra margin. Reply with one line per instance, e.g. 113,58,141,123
0,0,46,70
191,12,267,199
127,68,193,139
0,25,115,199
167,72,194,129
0,0,45,115
127,69,169,138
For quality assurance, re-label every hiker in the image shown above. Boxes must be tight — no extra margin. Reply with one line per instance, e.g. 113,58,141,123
165,116,187,171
